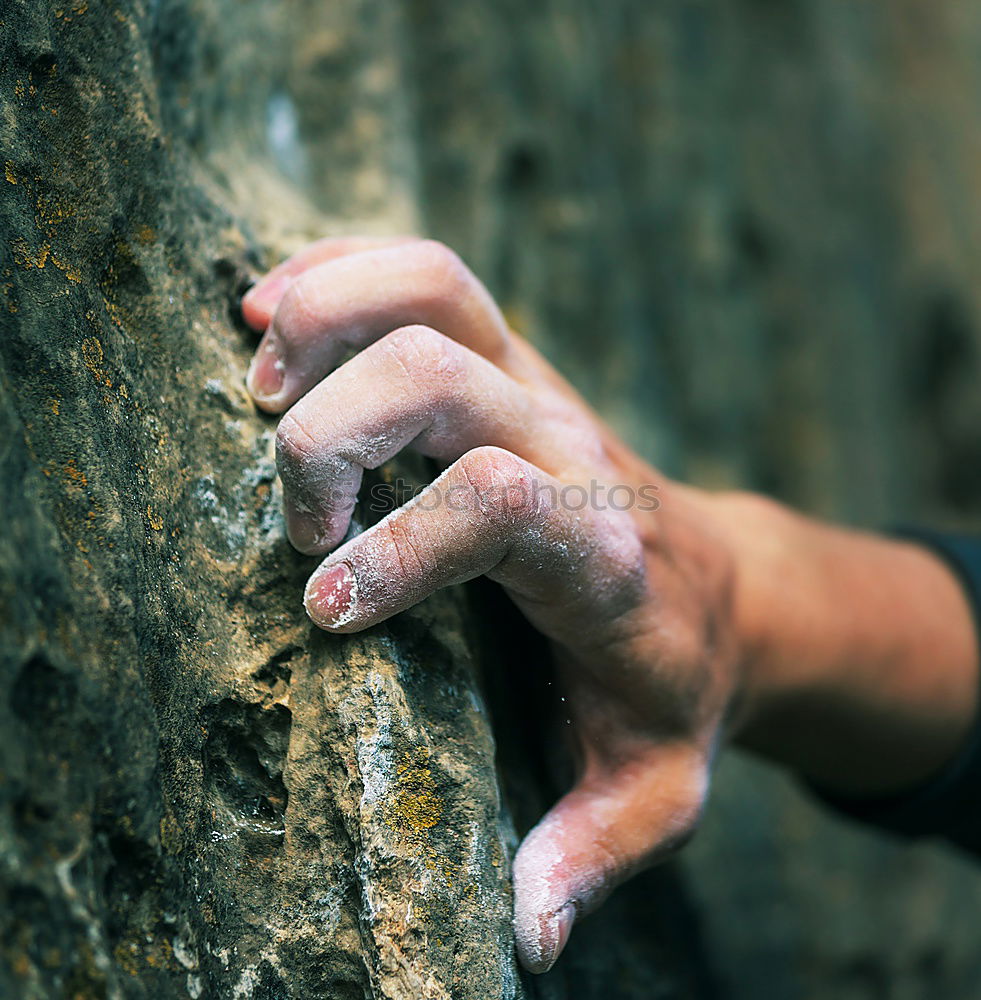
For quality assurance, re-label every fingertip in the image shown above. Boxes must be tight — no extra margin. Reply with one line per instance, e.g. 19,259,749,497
285,508,341,556
304,561,359,630
241,273,292,330
515,902,575,975
512,822,574,974
240,293,271,332
547,902,576,971
555,902,575,958
246,333,288,410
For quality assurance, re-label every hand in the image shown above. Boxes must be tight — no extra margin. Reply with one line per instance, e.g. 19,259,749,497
241,235,742,972
241,235,979,973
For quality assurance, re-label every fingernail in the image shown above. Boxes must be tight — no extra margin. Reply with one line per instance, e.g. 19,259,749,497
305,562,357,629
543,903,576,972
246,329,285,402
244,273,291,313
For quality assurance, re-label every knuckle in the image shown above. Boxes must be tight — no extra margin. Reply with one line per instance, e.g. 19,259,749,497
381,517,428,581
275,276,317,335
382,325,464,384
415,239,471,290
275,412,317,467
275,413,353,518
414,240,469,278
458,446,541,528
275,414,320,500
597,511,648,596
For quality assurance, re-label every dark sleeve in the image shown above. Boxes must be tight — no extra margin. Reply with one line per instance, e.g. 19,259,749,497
806,529,981,858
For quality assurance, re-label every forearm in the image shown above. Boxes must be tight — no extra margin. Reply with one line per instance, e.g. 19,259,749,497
710,493,979,796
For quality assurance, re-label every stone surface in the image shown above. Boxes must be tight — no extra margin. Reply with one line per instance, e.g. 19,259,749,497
3,1,981,999
0,1,518,996
0,1,706,997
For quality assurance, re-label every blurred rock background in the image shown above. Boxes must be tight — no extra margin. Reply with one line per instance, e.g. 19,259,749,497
2,0,981,997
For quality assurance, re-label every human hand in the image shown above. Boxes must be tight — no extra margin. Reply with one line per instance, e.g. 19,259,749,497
240,234,980,974
240,235,744,973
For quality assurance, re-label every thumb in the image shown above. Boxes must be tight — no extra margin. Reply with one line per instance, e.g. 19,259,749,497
512,744,708,974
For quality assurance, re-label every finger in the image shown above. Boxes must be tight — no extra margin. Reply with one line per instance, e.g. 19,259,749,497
512,745,708,974
302,446,646,641
246,240,514,412
241,235,417,330
275,325,583,555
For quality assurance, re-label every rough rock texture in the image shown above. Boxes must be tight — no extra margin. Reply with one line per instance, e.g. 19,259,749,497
0,2,516,998
0,1,706,998
3,1,981,999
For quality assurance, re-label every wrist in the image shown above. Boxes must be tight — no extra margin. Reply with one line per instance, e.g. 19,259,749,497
709,492,980,797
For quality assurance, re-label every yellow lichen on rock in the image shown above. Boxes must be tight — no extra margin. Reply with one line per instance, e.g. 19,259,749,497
51,254,82,283
388,755,444,833
62,459,87,490
81,336,113,387
12,238,50,270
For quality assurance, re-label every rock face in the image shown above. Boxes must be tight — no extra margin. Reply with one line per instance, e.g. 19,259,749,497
0,2,706,997
0,2,519,998
3,1,981,999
